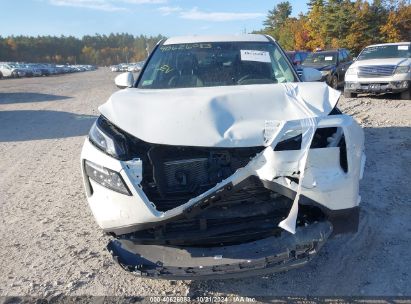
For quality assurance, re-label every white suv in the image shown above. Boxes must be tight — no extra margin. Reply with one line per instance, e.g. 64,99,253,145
81,35,365,279
344,42,410,99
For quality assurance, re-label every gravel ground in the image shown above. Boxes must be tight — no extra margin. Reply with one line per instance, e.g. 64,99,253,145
0,69,410,299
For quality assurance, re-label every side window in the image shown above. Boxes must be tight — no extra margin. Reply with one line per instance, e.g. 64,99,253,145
338,51,345,63
294,53,301,62
345,50,352,61
301,52,308,62
272,48,295,83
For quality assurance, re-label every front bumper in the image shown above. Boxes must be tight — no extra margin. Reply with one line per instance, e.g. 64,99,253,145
81,113,365,278
81,114,365,235
13,70,26,77
345,80,410,94
108,221,333,280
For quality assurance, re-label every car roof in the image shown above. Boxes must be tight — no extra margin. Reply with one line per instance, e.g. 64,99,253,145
313,50,339,54
366,42,410,47
163,34,271,45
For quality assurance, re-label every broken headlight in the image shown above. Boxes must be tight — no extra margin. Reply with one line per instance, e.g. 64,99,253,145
88,116,128,159
84,160,131,195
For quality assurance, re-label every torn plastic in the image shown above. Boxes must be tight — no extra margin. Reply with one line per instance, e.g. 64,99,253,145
278,84,320,234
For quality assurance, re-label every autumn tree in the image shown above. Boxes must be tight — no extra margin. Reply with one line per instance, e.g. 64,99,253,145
345,1,374,54
263,1,293,40
304,0,327,50
380,0,411,42
0,33,165,65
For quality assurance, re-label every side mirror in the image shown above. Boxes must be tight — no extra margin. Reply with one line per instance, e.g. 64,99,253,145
301,67,322,82
115,72,134,89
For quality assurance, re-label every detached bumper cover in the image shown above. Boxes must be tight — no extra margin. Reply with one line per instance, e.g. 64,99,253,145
107,221,332,280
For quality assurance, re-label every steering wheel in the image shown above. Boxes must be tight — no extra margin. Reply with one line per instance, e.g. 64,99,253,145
237,74,255,84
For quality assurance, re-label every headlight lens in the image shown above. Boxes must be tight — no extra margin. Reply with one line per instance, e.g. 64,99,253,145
88,116,128,159
395,65,410,74
89,121,117,156
345,67,358,75
320,70,331,76
84,160,131,195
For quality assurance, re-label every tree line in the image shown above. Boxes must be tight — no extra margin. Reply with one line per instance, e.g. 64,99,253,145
0,33,165,65
255,0,410,54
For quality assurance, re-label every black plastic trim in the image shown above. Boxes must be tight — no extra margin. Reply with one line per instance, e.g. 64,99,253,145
107,221,333,280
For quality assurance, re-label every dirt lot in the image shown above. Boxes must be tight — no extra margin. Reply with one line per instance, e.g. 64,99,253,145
0,69,410,298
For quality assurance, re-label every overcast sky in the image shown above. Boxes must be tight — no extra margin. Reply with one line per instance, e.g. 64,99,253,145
1,0,308,37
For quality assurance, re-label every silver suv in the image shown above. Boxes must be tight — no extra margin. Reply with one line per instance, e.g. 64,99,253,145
344,42,410,99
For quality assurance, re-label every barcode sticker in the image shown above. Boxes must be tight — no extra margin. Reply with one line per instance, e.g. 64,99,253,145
241,50,271,63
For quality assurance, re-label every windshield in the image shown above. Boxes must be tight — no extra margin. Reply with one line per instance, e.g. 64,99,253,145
137,41,297,89
357,44,411,60
302,52,337,66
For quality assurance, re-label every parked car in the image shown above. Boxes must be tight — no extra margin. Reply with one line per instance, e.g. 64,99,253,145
110,65,120,72
26,63,42,77
0,63,26,78
301,49,353,89
16,63,34,77
127,63,138,72
81,34,365,279
344,42,410,99
286,50,310,66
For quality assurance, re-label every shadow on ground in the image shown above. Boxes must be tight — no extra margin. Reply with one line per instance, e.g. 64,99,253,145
355,92,406,100
0,92,72,104
185,126,411,297
0,110,97,141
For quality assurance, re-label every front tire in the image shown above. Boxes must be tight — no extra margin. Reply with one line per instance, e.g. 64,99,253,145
400,88,410,100
330,75,338,89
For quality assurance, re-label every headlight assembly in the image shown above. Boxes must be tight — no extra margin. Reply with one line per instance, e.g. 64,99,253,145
345,67,358,75
395,65,410,74
320,70,331,76
88,116,128,159
84,160,131,195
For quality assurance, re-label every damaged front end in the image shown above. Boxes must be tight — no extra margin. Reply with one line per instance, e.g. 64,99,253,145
81,82,365,279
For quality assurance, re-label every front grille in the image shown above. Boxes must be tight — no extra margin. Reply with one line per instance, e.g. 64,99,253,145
163,158,209,191
142,146,264,211
358,65,396,78
123,179,303,246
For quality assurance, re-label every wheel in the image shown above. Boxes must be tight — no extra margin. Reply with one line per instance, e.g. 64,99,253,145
400,88,410,100
344,90,357,98
330,75,338,89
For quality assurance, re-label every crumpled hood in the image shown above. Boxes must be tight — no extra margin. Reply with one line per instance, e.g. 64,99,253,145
99,82,340,147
